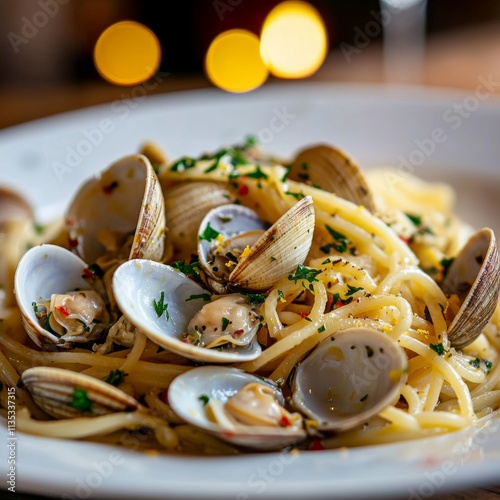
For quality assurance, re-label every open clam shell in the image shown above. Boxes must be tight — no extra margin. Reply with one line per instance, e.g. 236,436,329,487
66,154,165,264
14,244,106,350
292,327,407,432
168,366,306,450
441,227,500,350
290,145,376,212
198,196,315,292
21,366,139,419
112,259,261,363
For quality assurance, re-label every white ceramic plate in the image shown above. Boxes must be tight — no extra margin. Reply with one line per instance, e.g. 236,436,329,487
1,83,500,499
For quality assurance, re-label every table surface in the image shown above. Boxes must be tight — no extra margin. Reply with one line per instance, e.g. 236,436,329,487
1,19,500,500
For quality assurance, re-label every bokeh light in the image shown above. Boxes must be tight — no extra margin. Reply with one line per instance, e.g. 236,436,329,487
260,1,328,79
205,29,268,93
94,21,161,86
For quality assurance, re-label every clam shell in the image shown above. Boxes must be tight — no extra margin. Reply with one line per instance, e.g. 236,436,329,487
442,227,500,349
290,145,376,211
168,366,306,450
112,259,261,363
229,195,315,290
14,244,104,350
21,366,139,419
0,187,33,225
66,154,165,264
292,327,407,432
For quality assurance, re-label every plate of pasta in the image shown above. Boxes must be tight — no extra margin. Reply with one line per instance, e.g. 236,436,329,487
1,82,500,500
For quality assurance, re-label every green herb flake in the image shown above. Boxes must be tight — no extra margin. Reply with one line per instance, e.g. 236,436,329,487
170,156,196,172
87,263,104,279
346,285,364,297
75,319,90,332
285,191,304,200
246,166,268,180
405,213,422,227
304,316,312,322
320,225,351,254
33,223,45,235
429,343,446,356
171,259,201,279
244,293,266,306
222,317,230,331
186,293,211,302
32,302,39,315
484,359,493,374
199,222,220,242
440,257,455,277
321,258,331,265
153,291,170,320
318,325,326,333
198,394,210,406
278,290,285,301
70,388,93,412
281,165,293,183
288,264,321,284
104,369,127,387
44,312,58,335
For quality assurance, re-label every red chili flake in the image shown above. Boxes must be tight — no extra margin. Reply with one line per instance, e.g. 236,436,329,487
55,305,70,317
102,180,119,194
280,415,291,427
82,268,94,280
158,390,169,404
310,438,325,451
222,430,235,438
68,238,78,248
233,329,244,338
399,235,411,246
237,184,249,196
299,312,309,319
333,301,344,309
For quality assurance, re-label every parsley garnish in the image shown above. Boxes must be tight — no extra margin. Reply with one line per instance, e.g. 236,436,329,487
87,263,104,279
199,222,220,242
285,191,304,200
440,257,455,277
429,343,446,356
186,293,211,302
243,293,266,306
171,259,201,279
281,165,293,183
221,317,230,331
70,388,93,412
469,357,493,374
33,223,45,235
153,291,170,320
44,312,58,335
288,264,321,283
104,369,127,387
170,156,196,172
75,319,90,332
345,285,364,296
246,166,268,180
405,213,422,226
278,290,285,301
320,225,351,254
32,302,39,315
318,325,326,333
199,394,210,406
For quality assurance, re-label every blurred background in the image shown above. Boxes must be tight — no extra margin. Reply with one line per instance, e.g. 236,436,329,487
1,0,500,129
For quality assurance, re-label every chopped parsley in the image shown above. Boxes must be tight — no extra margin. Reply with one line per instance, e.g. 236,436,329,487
70,388,93,412
405,213,422,226
429,342,446,356
345,285,364,296
44,312,59,335
75,319,90,332
185,293,211,302
281,165,293,183
221,317,230,331
285,191,305,200
104,369,127,387
171,259,201,279
440,257,455,277
33,222,45,235
198,394,210,406
246,166,268,180
32,302,39,315
199,222,220,242
170,156,196,172
153,291,170,320
243,293,266,306
320,225,351,254
278,290,285,301
288,264,321,284
469,357,493,374
318,325,326,333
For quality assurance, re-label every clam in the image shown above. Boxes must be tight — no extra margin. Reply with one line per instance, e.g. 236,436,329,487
0,187,33,226
168,366,306,450
198,196,315,292
14,244,109,350
164,181,234,259
441,227,500,350
112,259,262,362
290,145,377,212
21,366,138,419
291,327,408,432
66,154,165,264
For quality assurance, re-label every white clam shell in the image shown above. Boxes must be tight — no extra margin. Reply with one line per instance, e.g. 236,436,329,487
66,154,165,263
112,260,261,363
442,227,500,349
14,244,101,350
292,327,407,432
168,366,306,450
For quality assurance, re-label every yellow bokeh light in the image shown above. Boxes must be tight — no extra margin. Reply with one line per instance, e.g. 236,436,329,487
260,1,328,79
94,21,161,86
205,29,268,93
